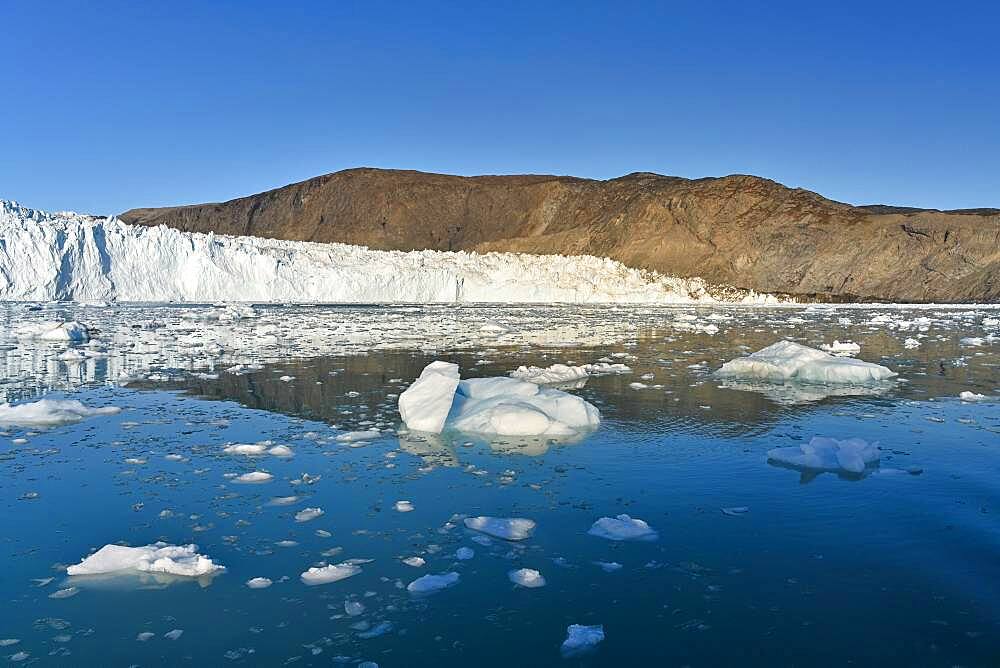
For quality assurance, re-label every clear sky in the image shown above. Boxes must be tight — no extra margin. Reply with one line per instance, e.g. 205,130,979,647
3,0,998,214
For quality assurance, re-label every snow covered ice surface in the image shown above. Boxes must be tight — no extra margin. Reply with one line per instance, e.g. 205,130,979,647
716,340,897,384
67,543,225,578
399,361,600,437
588,515,659,541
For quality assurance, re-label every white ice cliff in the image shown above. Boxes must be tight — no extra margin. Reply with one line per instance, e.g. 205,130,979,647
0,200,774,304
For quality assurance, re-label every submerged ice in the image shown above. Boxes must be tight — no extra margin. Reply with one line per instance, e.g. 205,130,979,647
767,437,881,475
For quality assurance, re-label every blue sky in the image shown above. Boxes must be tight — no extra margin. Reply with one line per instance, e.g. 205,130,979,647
3,0,998,213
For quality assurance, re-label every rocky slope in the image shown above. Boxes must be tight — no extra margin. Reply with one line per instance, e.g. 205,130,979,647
121,169,1000,303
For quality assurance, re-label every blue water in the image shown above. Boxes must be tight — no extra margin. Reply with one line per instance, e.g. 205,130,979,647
1,305,999,666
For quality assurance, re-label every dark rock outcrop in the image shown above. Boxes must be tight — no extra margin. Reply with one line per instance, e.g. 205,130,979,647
121,168,1000,303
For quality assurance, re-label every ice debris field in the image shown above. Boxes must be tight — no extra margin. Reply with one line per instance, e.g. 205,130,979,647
0,298,999,664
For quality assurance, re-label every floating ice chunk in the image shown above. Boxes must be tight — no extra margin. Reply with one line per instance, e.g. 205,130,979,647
294,507,324,522
268,444,293,457
582,362,631,375
716,340,896,384
561,624,604,657
235,471,273,484
767,436,880,475
588,514,658,541
406,571,459,594
18,321,90,343
510,364,589,385
49,587,79,598
136,632,154,641
267,495,300,506
721,506,749,517
450,379,600,437
455,547,474,560
246,577,272,589
335,429,381,442
959,391,990,402
402,556,425,567
398,361,461,434
223,442,268,455
400,362,601,437
357,621,393,638
164,629,183,640
508,568,545,587
0,399,121,427
594,561,622,572
820,340,861,355
464,516,536,541
393,500,414,513
903,338,921,349
300,562,362,586
67,542,225,577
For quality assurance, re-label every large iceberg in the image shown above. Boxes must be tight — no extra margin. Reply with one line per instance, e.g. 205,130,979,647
0,200,774,304
398,362,601,437
716,341,897,384
67,543,224,577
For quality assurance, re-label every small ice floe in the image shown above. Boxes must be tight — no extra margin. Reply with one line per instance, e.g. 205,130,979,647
399,361,600,437
357,621,393,638
294,507,324,522
300,562,362,586
959,391,991,402
767,437,880,476
402,556,426,567
17,321,90,343
820,340,861,355
393,500,414,513
628,382,648,390
0,399,121,427
267,495,300,506
509,364,589,386
57,349,87,363
455,547,474,560
406,572,460,594
246,577,272,589
268,444,293,457
464,516,536,541
594,561,622,572
235,471,273,484
345,599,365,616
561,624,604,657
67,543,225,577
716,340,896,384
335,429,381,443
164,629,184,640
588,515,658,541
223,442,269,455
49,586,79,599
509,568,546,587
903,338,921,349
279,375,295,382
721,506,749,517
582,362,631,375
136,632,155,641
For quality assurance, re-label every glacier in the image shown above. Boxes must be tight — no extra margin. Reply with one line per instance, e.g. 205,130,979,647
0,200,775,304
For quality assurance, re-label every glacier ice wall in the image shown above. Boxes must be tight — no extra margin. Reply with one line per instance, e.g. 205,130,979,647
0,200,773,304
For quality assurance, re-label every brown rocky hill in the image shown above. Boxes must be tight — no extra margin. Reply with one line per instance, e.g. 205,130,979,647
120,169,1000,303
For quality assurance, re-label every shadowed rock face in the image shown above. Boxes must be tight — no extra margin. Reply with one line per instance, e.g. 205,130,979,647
120,168,1000,303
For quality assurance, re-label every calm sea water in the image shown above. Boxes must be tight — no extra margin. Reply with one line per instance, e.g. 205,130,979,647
1,303,998,666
